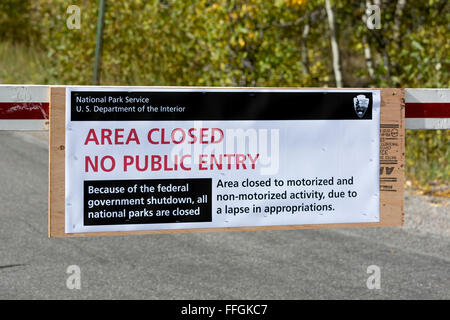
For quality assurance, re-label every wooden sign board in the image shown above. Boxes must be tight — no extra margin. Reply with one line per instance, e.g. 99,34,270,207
49,87,404,237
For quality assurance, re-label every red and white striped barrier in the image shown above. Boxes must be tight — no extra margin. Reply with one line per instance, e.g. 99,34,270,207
0,85,49,130
0,86,448,130
405,89,450,130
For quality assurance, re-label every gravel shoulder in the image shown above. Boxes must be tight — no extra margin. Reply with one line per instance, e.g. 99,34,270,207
403,191,449,238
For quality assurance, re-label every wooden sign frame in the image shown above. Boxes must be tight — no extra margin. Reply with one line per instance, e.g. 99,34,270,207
49,87,404,237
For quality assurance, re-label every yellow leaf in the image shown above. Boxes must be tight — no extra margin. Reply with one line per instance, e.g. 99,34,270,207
286,0,306,7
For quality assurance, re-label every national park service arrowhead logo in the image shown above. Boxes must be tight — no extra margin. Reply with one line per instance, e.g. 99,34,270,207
353,94,369,118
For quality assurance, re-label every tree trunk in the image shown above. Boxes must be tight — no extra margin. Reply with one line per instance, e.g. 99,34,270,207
394,0,406,41
363,36,375,79
362,1,375,79
301,22,310,75
325,0,343,87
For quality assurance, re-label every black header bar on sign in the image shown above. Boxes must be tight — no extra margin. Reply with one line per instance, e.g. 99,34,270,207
70,90,373,121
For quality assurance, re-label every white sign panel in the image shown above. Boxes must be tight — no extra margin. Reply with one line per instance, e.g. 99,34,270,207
65,88,380,233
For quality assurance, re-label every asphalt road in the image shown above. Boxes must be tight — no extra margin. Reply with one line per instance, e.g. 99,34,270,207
0,132,448,299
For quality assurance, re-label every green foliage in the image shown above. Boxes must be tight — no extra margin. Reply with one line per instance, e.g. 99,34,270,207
4,0,448,89
0,0,41,44
406,130,449,192
33,0,332,86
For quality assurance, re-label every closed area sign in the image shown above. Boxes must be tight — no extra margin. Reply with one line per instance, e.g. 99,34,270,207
62,88,381,234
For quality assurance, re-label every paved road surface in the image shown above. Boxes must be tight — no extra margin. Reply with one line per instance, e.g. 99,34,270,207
0,132,448,299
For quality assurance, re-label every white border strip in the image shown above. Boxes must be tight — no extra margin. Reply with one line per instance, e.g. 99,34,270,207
0,119,49,131
0,85,49,103
405,88,450,103
405,118,449,130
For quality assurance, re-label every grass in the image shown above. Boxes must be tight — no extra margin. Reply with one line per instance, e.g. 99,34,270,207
0,41,55,84
1,40,448,197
